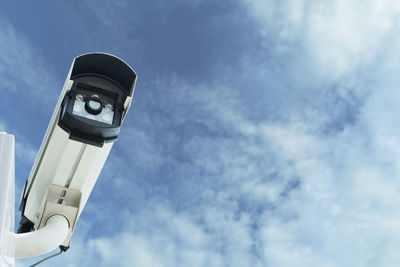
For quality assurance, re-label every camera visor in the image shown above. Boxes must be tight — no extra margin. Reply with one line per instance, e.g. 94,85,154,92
58,53,136,147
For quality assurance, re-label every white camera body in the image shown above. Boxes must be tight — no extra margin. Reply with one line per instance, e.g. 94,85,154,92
18,53,137,247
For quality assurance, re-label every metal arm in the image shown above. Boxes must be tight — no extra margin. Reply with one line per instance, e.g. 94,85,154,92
10,215,69,258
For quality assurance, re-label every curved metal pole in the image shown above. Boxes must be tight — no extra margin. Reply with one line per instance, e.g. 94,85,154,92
10,215,69,258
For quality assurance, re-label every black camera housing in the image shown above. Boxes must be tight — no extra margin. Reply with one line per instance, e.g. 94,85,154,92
58,53,137,147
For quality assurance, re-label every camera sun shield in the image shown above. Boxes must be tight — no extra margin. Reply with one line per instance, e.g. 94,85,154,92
58,54,137,147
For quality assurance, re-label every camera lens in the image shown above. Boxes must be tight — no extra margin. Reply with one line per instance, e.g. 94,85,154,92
85,99,103,115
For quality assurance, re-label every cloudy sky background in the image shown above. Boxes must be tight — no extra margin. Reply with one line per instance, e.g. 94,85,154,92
1,1,400,266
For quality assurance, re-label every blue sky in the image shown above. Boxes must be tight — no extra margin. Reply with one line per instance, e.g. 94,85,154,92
2,1,400,266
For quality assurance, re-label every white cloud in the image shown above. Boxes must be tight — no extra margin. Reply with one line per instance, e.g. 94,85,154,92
244,0,400,82
14,139,37,166
0,17,59,107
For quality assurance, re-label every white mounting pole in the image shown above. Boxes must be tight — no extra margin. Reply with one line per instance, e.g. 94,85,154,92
10,215,69,258
0,132,70,262
0,132,15,267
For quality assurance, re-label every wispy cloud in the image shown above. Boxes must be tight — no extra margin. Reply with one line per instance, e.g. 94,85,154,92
244,0,400,80
0,17,58,101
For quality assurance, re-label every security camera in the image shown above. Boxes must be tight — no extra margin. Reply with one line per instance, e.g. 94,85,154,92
17,53,137,251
